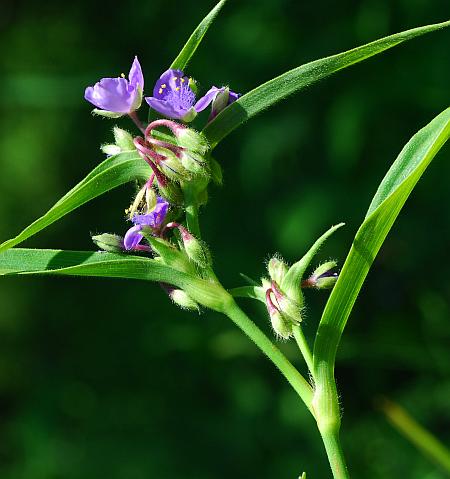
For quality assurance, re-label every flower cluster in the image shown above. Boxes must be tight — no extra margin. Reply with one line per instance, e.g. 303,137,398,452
85,57,239,122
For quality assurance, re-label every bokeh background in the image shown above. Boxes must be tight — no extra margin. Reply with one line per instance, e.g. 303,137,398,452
0,0,449,478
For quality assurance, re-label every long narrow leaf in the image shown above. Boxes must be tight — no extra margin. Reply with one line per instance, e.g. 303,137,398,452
0,152,151,253
170,0,227,70
203,21,450,146
313,107,450,371
0,248,189,285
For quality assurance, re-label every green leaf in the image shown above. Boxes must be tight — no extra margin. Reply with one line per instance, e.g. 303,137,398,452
0,248,232,311
229,285,265,302
0,247,191,285
203,20,450,146
313,107,450,371
170,0,227,70
0,152,151,253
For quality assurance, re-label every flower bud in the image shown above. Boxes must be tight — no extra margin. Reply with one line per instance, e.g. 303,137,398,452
175,128,209,155
158,181,184,205
179,150,209,176
113,126,135,151
154,147,190,182
268,256,288,285
176,225,211,268
169,289,200,311
304,261,338,289
266,289,292,339
271,281,302,325
91,233,124,252
101,144,122,156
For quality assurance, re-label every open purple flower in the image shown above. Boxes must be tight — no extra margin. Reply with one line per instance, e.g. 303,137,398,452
123,196,169,250
85,56,144,116
145,69,221,122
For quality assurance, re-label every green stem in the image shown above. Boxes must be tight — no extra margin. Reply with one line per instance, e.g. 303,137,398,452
222,297,314,414
181,182,201,238
319,429,350,479
293,325,314,373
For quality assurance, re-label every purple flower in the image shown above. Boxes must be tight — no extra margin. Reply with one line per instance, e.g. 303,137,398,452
145,69,221,122
123,196,169,250
85,56,144,116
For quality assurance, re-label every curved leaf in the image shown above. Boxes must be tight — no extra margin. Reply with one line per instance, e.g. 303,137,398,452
203,20,450,146
313,107,450,371
0,248,189,284
170,0,227,70
0,152,151,253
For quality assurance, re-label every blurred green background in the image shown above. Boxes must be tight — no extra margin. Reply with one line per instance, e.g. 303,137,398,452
0,0,449,478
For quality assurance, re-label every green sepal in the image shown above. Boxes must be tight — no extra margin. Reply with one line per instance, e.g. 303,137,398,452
181,107,198,123
143,235,195,275
92,109,123,119
267,255,288,285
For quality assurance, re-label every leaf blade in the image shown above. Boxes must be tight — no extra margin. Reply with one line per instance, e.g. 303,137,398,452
203,20,450,146
0,152,151,253
170,0,227,70
313,107,450,370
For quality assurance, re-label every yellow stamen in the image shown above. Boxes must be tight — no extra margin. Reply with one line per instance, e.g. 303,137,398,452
180,78,185,83
158,88,163,94
120,73,126,78
175,87,180,91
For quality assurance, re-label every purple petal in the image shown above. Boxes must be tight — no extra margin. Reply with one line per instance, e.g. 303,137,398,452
128,56,144,91
145,96,188,119
153,69,185,99
194,86,222,112
123,225,143,250
132,196,169,228
228,90,240,103
85,77,134,113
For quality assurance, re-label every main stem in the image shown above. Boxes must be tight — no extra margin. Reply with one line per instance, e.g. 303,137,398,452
320,429,350,479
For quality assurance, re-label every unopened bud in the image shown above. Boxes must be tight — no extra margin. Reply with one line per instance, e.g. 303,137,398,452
177,225,211,268
179,150,209,176
175,128,209,155
155,148,190,182
268,256,288,285
158,181,183,205
91,233,124,252
266,289,292,339
303,261,338,289
101,144,122,156
113,126,135,151
169,289,200,311
271,281,302,325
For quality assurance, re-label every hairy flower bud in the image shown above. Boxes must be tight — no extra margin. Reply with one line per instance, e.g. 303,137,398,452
91,233,124,252
179,150,209,176
271,281,302,325
266,289,292,339
101,144,122,156
178,226,211,268
303,260,338,289
175,128,209,155
113,126,135,151
169,289,200,311
268,256,288,285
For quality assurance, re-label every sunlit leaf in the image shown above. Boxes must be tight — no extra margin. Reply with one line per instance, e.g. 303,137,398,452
203,21,450,146
0,152,151,253
313,107,450,372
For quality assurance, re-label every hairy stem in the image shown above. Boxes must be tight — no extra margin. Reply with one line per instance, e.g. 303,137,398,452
319,428,350,479
293,325,314,373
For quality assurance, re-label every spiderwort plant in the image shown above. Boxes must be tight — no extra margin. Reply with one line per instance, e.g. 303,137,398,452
1,2,450,478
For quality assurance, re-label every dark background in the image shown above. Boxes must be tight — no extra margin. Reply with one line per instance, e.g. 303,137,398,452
0,0,449,478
